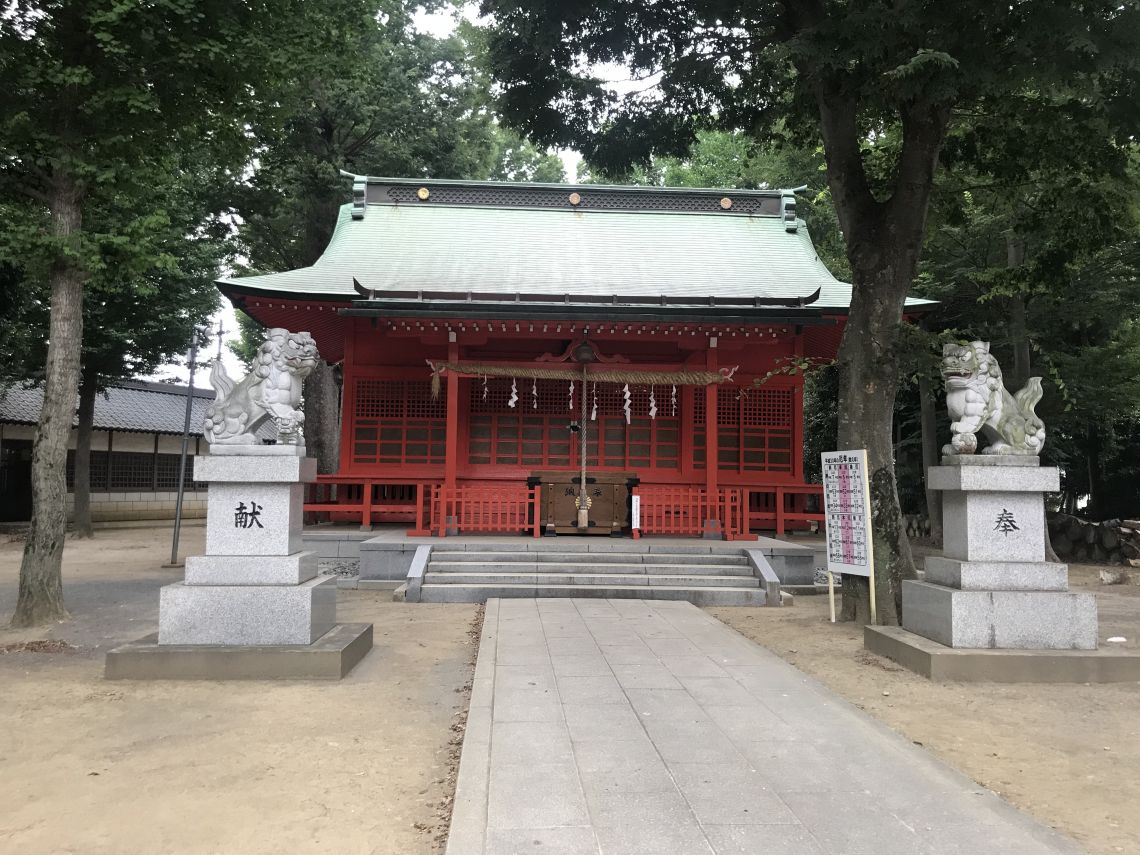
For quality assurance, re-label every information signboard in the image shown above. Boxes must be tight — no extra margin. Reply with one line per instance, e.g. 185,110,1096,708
821,450,874,578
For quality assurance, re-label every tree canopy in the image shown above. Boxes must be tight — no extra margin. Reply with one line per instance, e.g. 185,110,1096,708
1,0,293,625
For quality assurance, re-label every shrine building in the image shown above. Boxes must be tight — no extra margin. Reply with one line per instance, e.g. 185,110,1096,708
218,176,927,540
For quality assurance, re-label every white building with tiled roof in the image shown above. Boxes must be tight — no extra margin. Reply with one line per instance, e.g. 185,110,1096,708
0,380,214,523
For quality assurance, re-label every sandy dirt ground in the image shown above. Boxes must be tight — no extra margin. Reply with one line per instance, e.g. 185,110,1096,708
711,564,1140,855
4,527,1139,854
0,526,479,855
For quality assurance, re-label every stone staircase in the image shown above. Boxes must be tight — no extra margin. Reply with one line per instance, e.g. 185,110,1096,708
413,543,773,605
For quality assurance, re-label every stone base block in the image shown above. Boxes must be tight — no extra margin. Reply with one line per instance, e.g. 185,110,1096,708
923,556,1068,592
105,623,373,680
902,580,1097,650
865,626,1140,683
206,445,308,458
184,551,318,586
941,490,1046,563
359,539,420,580
206,482,304,557
158,576,336,646
194,454,316,482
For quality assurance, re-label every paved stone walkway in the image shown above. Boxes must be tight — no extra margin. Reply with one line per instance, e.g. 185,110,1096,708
447,598,1081,855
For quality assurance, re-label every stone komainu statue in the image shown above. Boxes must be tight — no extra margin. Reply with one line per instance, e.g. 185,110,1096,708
204,328,319,446
941,341,1045,456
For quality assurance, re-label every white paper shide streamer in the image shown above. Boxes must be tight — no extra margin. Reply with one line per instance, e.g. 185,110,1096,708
568,380,574,411
532,379,538,410
508,377,518,408
648,386,657,420
591,383,597,421
622,383,631,425
671,384,677,416
482,375,488,401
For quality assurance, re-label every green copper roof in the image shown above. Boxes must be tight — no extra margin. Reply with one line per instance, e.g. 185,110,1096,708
218,178,934,313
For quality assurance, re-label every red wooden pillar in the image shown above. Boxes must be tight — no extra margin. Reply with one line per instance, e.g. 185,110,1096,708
338,321,357,476
793,328,805,483
705,338,719,534
443,334,460,534
444,334,460,490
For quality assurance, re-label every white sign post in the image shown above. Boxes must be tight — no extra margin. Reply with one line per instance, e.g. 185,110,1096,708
821,450,877,625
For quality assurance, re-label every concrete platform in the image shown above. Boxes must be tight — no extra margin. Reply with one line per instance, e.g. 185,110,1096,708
104,623,373,680
303,525,818,585
446,598,1081,855
865,625,1140,683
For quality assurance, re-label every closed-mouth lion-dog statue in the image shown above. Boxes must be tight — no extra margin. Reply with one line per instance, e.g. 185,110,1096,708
941,340,1045,457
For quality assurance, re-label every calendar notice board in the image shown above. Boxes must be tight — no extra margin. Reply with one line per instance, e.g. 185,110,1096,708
821,450,874,578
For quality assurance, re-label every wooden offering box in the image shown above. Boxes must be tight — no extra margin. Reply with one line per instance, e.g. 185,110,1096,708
530,471,638,536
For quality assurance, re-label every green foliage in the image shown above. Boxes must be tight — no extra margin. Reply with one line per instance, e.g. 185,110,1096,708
486,126,566,183
1,0,279,210
803,365,839,484
0,154,228,388
229,311,266,369
234,5,562,276
912,140,1140,516
481,1,1140,187
580,130,848,279
0,0,287,382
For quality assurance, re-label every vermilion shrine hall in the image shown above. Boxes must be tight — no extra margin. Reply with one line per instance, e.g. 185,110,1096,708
219,176,929,539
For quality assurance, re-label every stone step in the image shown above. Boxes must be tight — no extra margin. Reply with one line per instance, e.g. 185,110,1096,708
423,572,760,588
426,560,752,576
416,583,767,606
440,542,738,556
427,550,750,566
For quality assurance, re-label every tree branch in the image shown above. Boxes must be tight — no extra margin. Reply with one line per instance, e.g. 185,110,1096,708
887,102,952,232
813,89,884,244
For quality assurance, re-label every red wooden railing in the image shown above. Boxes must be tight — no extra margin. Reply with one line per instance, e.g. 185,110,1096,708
306,475,822,539
430,483,541,537
631,486,751,540
743,484,824,535
304,477,437,534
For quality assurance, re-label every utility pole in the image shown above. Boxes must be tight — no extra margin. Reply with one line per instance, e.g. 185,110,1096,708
165,325,209,568
214,317,228,361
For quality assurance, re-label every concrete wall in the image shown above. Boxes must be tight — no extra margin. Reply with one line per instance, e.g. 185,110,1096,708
63,490,208,522
1,424,207,523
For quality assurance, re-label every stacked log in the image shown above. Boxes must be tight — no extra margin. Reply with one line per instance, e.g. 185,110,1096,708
1048,513,1140,566
904,514,932,539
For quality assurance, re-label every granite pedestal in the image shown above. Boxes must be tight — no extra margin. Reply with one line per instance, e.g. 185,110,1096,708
106,445,372,680
900,456,1097,651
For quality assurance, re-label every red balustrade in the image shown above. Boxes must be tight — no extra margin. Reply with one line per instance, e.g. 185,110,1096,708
429,483,542,537
743,484,824,535
304,477,436,534
307,475,821,540
632,486,751,540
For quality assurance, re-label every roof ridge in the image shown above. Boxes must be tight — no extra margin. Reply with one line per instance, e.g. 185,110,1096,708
340,171,799,198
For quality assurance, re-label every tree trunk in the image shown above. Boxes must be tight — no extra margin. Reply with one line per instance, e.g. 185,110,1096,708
72,365,98,538
917,372,943,546
1086,420,1105,520
303,358,340,475
834,272,918,625
12,176,85,627
809,92,947,625
1006,236,1031,390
